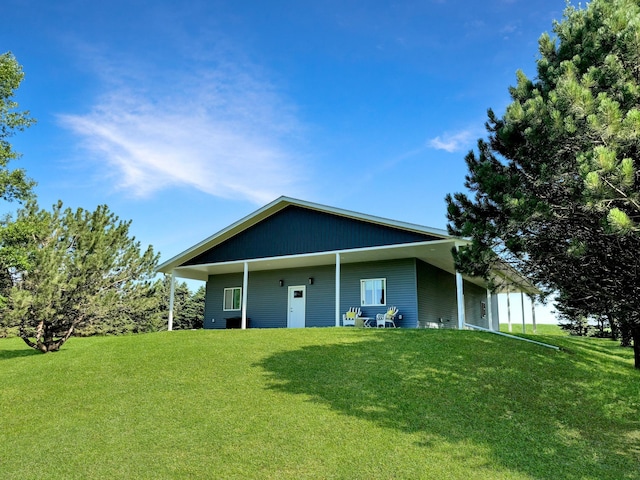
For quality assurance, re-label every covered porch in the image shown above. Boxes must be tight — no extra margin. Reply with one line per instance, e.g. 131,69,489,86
163,238,532,331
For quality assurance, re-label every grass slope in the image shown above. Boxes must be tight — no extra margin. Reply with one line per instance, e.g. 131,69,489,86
1,329,639,479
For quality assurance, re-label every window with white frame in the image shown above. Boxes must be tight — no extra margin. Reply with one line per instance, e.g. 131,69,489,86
360,278,386,306
223,287,242,311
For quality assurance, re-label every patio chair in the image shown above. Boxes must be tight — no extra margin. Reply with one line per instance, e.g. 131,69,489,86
342,307,362,326
376,306,398,328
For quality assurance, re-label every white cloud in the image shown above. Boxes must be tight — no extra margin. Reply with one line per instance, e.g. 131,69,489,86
59,60,305,205
427,129,478,153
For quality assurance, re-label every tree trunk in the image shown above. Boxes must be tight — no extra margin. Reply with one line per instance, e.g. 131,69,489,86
19,320,75,353
607,310,619,340
632,325,640,370
620,322,632,347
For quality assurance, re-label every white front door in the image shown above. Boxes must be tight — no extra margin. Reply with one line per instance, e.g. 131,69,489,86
287,285,306,328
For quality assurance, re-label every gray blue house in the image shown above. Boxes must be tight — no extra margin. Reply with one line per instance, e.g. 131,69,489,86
158,197,532,331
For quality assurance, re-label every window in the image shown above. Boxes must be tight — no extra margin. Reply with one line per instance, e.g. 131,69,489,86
223,287,242,311
361,278,386,306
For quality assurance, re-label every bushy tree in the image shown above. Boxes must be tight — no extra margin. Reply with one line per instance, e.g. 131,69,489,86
445,0,640,366
0,201,159,352
161,277,204,330
0,52,35,203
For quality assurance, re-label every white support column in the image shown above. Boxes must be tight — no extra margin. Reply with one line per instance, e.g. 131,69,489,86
507,290,512,332
168,271,175,331
241,262,248,330
335,253,341,327
486,289,494,331
455,271,465,329
521,291,526,334
530,295,537,334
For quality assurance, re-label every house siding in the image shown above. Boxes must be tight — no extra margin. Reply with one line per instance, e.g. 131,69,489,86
204,265,336,329
416,260,458,328
204,273,245,329
339,258,418,328
463,280,490,329
203,258,419,329
184,205,438,266
491,293,500,330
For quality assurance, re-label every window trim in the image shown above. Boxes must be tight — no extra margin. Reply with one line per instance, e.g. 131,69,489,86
223,287,242,311
360,278,386,306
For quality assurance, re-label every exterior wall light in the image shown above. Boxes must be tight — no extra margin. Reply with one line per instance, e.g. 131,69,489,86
308,277,314,285
279,279,284,287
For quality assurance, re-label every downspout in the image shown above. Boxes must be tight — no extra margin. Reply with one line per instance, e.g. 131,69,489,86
464,323,560,350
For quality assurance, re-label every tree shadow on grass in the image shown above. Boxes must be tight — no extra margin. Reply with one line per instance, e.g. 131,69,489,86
0,348,40,360
256,330,640,480
557,335,634,360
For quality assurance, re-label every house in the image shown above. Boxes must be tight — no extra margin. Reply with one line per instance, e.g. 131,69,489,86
158,196,534,330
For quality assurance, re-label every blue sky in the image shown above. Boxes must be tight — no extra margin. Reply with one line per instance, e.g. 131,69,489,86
4,1,563,282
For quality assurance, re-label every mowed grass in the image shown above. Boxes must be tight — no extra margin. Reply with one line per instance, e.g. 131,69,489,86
500,323,564,335
1,328,639,480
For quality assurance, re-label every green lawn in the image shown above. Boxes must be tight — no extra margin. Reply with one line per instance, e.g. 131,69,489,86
1,328,638,479
500,323,564,335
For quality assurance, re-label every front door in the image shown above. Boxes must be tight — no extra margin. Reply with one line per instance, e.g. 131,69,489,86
287,285,306,328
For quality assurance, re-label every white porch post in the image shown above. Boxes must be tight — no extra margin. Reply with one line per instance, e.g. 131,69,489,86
507,290,512,332
486,289,493,331
530,295,537,334
455,271,465,329
335,253,341,327
521,291,526,334
168,271,175,331
241,261,248,330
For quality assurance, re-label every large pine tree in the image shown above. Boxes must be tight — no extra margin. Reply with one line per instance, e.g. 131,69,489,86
446,0,640,365
0,201,160,352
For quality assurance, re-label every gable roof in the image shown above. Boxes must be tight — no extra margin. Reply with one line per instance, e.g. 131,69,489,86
157,196,538,294
158,196,452,272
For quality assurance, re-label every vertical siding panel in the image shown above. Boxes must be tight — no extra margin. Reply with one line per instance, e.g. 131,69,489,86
416,260,458,328
184,206,437,266
491,293,500,330
463,281,490,329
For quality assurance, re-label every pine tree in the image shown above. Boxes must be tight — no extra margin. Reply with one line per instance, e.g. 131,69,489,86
446,0,640,367
0,201,159,352
0,52,35,203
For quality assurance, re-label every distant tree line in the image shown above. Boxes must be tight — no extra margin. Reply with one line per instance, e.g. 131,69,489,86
0,52,202,352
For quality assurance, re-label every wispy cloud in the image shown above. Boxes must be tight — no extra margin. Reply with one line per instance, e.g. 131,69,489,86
427,128,479,153
59,55,305,205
